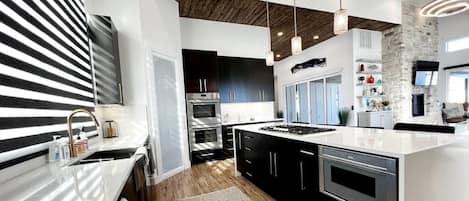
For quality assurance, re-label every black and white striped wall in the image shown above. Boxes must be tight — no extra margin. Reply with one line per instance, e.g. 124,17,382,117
0,0,97,168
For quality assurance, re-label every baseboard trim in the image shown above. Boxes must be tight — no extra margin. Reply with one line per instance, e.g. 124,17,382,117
150,165,189,184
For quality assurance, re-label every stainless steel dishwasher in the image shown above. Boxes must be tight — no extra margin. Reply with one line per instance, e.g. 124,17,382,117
319,146,397,201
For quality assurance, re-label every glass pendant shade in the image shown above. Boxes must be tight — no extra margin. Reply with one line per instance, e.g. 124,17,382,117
291,36,302,55
334,8,348,35
266,51,274,66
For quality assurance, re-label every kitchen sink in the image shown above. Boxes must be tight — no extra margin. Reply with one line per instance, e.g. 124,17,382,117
69,148,137,166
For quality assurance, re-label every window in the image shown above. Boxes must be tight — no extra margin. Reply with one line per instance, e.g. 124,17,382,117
446,37,469,52
447,69,469,103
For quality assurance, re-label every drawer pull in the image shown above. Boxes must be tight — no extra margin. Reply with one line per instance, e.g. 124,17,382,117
245,159,252,164
245,172,253,177
244,135,253,139
200,153,214,157
227,148,234,151
300,150,315,156
244,147,253,151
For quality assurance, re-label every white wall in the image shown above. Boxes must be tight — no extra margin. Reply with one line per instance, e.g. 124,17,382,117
438,12,469,101
266,0,401,24
85,0,190,180
274,30,354,115
180,18,270,59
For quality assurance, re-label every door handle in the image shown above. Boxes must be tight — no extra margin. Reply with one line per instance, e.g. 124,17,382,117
118,83,123,104
273,152,278,177
300,161,306,191
269,152,273,175
262,90,265,101
238,134,242,149
204,79,207,92
199,79,202,92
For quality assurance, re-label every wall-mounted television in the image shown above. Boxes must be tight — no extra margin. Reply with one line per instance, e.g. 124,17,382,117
413,61,439,86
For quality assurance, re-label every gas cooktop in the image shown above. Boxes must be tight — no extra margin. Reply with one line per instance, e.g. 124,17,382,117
260,124,335,135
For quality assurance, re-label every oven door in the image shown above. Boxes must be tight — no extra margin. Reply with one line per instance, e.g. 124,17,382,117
319,155,397,201
187,101,221,126
190,126,222,152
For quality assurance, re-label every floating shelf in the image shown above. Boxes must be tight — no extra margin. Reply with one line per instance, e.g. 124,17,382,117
356,83,382,87
356,58,382,64
357,95,384,98
356,71,382,74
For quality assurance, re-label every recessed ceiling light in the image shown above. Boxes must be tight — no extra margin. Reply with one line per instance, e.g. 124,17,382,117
277,32,284,36
313,35,319,40
276,54,281,58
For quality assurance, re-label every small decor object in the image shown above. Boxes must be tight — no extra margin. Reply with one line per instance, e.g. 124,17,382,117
367,75,375,84
382,100,391,111
338,107,350,126
359,64,365,72
377,79,382,84
291,58,326,73
368,64,379,71
358,76,365,84
102,120,118,138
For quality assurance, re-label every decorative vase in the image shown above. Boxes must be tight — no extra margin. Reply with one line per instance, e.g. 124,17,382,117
367,75,375,84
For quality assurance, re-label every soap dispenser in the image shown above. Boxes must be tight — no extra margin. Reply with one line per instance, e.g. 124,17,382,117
48,135,61,162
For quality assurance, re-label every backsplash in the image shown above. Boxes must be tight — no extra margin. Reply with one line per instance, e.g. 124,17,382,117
221,102,275,123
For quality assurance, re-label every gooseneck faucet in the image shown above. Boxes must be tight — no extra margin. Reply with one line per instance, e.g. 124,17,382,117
67,109,100,158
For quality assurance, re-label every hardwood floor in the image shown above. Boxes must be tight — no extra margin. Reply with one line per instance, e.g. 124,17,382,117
149,159,273,201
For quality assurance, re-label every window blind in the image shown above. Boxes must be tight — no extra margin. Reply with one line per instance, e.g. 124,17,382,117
0,0,96,156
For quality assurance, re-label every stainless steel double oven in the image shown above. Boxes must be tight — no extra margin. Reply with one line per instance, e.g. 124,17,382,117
186,93,222,152
319,146,397,201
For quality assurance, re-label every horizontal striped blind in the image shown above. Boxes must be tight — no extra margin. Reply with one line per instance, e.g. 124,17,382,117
0,0,97,154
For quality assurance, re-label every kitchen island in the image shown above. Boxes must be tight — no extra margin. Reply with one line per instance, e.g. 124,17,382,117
233,123,469,201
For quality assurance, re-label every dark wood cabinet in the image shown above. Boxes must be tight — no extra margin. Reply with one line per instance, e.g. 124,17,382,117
218,56,274,103
120,156,148,201
235,130,328,201
182,49,219,93
89,15,123,105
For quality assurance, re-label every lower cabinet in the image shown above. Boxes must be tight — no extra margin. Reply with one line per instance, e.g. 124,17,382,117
120,156,148,201
235,130,334,201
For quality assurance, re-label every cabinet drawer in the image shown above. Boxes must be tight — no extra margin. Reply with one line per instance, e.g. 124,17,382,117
191,149,223,164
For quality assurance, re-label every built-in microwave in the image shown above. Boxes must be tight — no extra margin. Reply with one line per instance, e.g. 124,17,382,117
186,93,221,127
319,146,397,201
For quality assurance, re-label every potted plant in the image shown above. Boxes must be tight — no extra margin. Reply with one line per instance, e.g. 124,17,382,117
338,108,350,126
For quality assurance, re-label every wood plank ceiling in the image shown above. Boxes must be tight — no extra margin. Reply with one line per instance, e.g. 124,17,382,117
179,0,398,61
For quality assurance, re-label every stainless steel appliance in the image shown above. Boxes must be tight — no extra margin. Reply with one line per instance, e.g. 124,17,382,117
186,93,222,152
186,93,221,127
189,125,222,152
319,146,397,201
260,124,335,135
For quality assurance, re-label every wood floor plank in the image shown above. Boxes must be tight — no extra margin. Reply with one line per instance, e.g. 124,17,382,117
149,159,273,201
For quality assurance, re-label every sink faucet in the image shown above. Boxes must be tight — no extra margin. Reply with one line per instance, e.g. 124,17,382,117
67,109,100,158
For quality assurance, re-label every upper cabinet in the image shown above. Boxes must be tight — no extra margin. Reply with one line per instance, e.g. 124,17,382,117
88,15,123,105
182,49,219,93
218,56,274,103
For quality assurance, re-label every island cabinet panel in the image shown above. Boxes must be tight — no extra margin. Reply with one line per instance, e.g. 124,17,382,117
235,130,334,201
182,49,219,93
218,56,274,103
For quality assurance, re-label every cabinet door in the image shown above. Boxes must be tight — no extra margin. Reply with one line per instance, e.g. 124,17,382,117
218,57,233,103
295,144,320,200
234,131,245,173
260,66,275,102
89,15,123,105
182,49,218,93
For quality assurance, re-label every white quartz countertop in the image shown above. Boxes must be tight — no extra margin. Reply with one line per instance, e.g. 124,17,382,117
222,118,284,126
0,133,148,201
233,123,469,158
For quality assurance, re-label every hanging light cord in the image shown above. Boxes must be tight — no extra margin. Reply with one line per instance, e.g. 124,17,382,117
266,2,270,28
340,0,343,10
293,0,297,36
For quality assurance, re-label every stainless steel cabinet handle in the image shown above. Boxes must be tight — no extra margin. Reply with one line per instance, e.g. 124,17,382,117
238,134,242,149
273,152,278,177
246,172,253,177
300,161,305,190
258,90,262,101
200,153,214,157
229,89,232,102
204,79,207,92
300,150,315,156
233,90,236,102
118,83,123,104
262,90,265,101
199,79,202,92
244,147,252,151
269,152,273,175
245,159,252,164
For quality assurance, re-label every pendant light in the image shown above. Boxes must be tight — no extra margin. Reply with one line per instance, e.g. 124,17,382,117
265,2,275,66
420,0,469,17
334,0,348,35
291,0,302,55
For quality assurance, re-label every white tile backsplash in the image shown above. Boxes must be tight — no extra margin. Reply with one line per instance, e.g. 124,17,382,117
221,102,275,123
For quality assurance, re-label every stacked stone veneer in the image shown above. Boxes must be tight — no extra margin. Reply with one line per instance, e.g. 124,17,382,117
382,0,441,123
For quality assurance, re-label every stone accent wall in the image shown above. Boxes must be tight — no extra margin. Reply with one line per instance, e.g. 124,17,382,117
382,0,441,123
